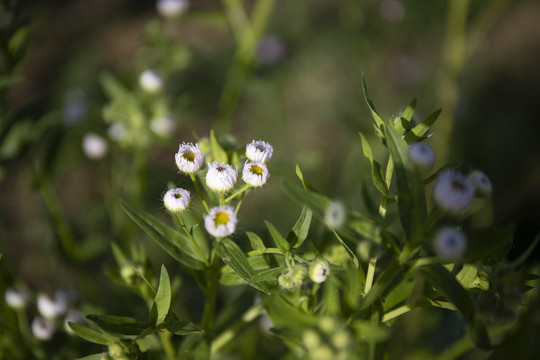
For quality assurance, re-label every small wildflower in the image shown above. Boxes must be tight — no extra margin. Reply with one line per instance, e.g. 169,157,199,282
242,161,269,187
37,292,68,319
246,140,273,163
175,142,204,174
107,123,126,142
408,142,435,171
309,259,330,283
64,309,83,335
432,170,475,214
157,0,189,18
433,227,466,260
469,170,493,197
163,188,190,213
150,115,176,137
82,133,108,160
204,206,237,237
256,36,286,65
139,69,163,92
278,272,295,290
302,329,321,350
4,287,29,309
325,201,347,228
206,162,238,192
32,316,55,341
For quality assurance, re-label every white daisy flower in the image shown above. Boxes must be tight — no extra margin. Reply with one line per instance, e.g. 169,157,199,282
82,133,108,160
469,170,492,197
242,161,269,187
150,115,176,137
139,69,163,92
204,206,237,237
324,201,347,229
408,142,435,171
433,227,466,260
310,259,330,283
432,170,475,214
37,293,68,319
206,162,238,193
4,287,29,309
32,316,55,341
175,142,204,174
163,188,190,213
157,0,189,18
246,140,273,163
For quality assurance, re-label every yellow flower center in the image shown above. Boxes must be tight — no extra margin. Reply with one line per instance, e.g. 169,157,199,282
214,211,229,226
174,193,182,199
249,164,264,176
182,152,196,162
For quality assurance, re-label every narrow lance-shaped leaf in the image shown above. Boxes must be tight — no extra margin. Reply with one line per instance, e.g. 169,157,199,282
404,109,442,143
86,315,148,336
265,220,289,253
210,129,228,163
359,132,388,196
68,322,116,345
287,206,312,249
361,74,384,137
246,231,266,253
416,264,492,350
295,164,319,192
120,200,206,270
152,264,172,326
76,354,111,360
393,98,416,134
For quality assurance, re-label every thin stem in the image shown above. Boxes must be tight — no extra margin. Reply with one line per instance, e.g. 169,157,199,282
159,331,176,360
225,184,251,203
202,250,220,333
364,257,377,294
177,214,210,267
190,173,210,212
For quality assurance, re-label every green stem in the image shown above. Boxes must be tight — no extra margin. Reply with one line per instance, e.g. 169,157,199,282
364,257,377,294
190,173,210,212
159,331,176,360
202,250,220,333
225,184,251,203
177,214,210,267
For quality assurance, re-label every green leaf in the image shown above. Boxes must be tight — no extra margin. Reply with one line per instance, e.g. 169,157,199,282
265,294,319,328
120,200,206,270
166,320,202,335
401,99,417,123
249,267,286,283
359,132,388,196
76,354,110,360
404,109,442,143
215,238,271,294
383,124,427,238
417,264,492,350
331,229,359,268
86,315,148,336
359,259,401,311
295,164,319,192
352,320,392,342
287,207,312,249
265,220,289,253
68,322,116,345
210,130,228,163
246,231,266,253
281,180,331,218
392,99,416,134
153,265,172,325
361,74,385,136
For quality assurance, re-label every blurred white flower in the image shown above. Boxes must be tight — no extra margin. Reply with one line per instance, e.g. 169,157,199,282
62,89,87,125
379,0,405,24
204,206,237,237
206,162,238,192
139,69,163,92
433,227,466,260
256,36,286,65
32,316,55,341
82,133,108,160
163,188,190,213
469,170,492,197
175,142,204,174
246,140,273,163
310,259,330,283
150,115,176,137
325,201,347,229
4,287,29,309
107,123,126,142
37,292,68,319
157,0,189,18
432,170,475,214
242,161,269,187
64,309,84,335
408,142,435,171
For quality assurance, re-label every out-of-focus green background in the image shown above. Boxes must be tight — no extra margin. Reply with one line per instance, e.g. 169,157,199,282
1,0,540,357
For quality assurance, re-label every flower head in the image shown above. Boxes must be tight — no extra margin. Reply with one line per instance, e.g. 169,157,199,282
432,170,475,214
310,259,330,283
175,142,204,174
242,161,269,187
163,188,190,213
408,142,435,171
150,115,176,137
4,287,29,309
32,316,55,341
139,69,163,92
82,133,108,160
204,206,238,237
469,170,492,197
206,162,238,192
433,227,466,260
157,0,189,18
324,201,347,229
37,292,68,319
246,140,273,163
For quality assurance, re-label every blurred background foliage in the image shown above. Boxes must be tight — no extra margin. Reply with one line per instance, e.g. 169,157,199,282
1,0,540,358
